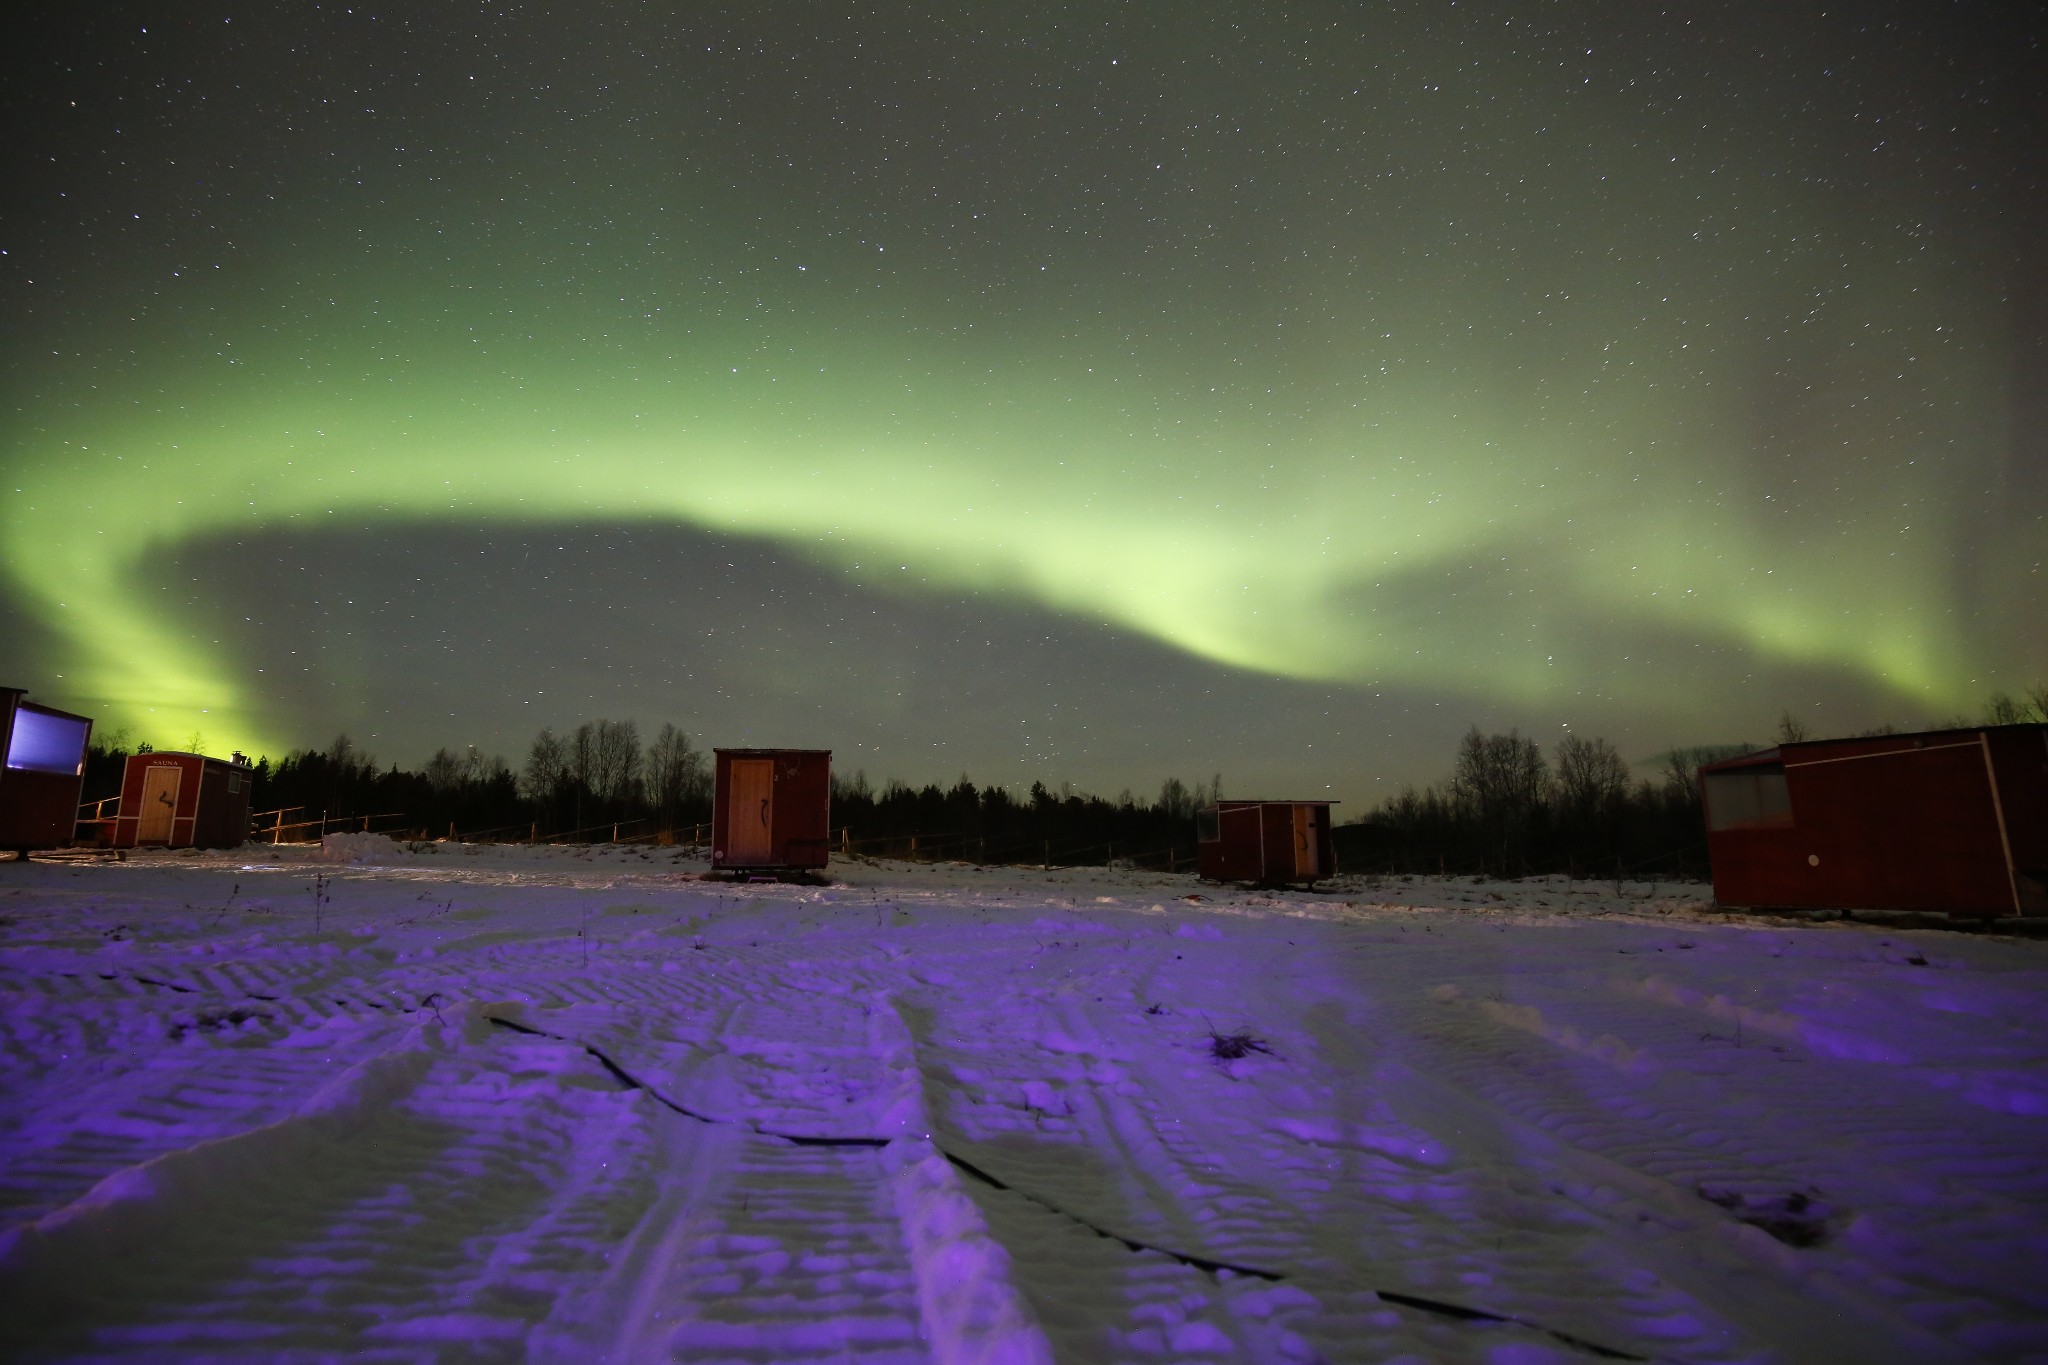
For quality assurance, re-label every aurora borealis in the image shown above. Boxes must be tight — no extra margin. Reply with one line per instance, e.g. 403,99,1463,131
4,3,2042,798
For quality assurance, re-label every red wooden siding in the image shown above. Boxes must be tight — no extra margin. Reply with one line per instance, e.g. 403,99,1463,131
1701,725,2048,918
711,749,832,872
1,688,93,852
1197,800,1336,885
111,751,255,850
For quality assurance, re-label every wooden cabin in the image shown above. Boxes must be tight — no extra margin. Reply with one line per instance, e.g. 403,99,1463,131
711,748,831,873
1700,725,2048,919
1197,800,1336,886
1,688,94,856
110,749,256,850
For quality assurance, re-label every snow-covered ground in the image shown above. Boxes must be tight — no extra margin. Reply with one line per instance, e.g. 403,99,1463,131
2,840,2045,1363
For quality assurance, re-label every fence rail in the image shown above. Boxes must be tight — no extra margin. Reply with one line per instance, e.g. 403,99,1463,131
250,808,412,843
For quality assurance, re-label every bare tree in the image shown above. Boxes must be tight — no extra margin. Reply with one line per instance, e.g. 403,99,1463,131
1452,727,1547,827
428,746,509,793
1157,776,1193,819
575,719,641,808
326,733,374,780
1552,734,1631,823
424,747,465,794
645,723,707,831
308,732,378,813
1985,687,2047,725
523,729,569,803
603,720,643,806
568,722,598,802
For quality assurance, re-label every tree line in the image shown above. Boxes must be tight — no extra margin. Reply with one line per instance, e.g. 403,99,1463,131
80,719,1224,864
234,721,715,841
77,682,2043,870
1343,729,1747,880
80,721,713,844
1351,684,2048,880
825,771,1223,866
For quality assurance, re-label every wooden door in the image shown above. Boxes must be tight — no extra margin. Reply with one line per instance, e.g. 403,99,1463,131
139,765,182,844
727,759,774,863
1292,805,1319,878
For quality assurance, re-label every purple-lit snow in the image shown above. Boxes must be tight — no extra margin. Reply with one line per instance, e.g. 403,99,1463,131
1,840,2044,1362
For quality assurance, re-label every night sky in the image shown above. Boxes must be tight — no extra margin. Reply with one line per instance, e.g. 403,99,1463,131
5,2,2043,801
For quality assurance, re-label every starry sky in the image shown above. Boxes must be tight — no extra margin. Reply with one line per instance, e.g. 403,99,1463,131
4,2,2043,802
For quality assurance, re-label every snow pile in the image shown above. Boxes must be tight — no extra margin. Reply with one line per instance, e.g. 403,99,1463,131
320,831,404,863
1,850,2044,1361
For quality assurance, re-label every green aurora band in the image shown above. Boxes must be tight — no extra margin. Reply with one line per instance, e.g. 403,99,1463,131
4,255,2019,755
3,6,2038,759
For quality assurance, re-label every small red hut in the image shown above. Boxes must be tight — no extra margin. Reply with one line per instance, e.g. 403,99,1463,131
1197,800,1336,886
111,750,256,850
711,749,831,873
1,688,94,856
1700,725,2048,919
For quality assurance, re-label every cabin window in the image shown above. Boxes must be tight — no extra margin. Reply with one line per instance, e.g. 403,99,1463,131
5,709,90,775
1196,806,1220,843
1704,768,1794,831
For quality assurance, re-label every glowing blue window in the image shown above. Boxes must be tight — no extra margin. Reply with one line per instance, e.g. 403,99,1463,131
6,709,90,775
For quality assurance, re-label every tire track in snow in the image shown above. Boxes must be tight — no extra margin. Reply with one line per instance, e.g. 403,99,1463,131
878,915,1919,1362
0,967,415,1226
471,953,1053,1363
0,1002,694,1360
0,1014,455,1356
621,1139,932,1364
9,866,2040,1361
889,954,1645,1364
1390,949,2042,1357
1260,930,1951,1362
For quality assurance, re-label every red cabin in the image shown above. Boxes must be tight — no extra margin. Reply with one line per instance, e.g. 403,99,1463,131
1197,800,1336,886
1,688,94,856
711,749,831,873
1700,725,2048,919
111,750,256,850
